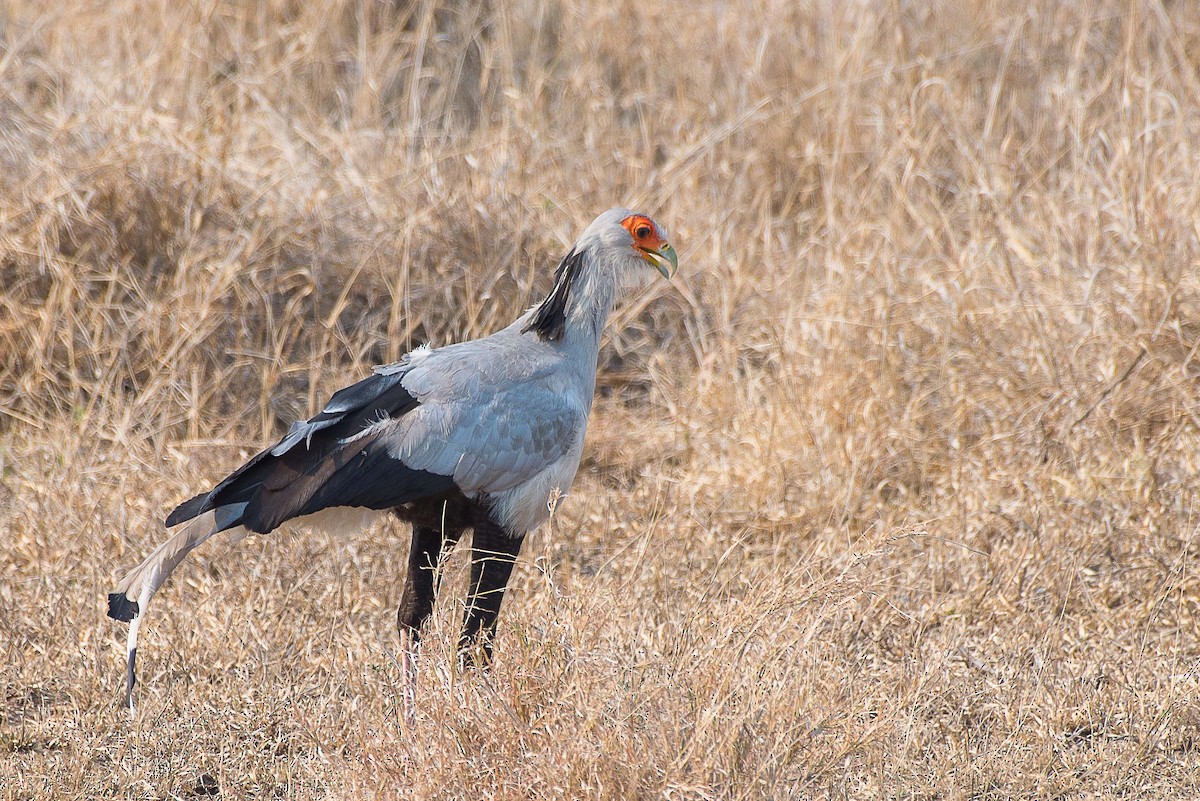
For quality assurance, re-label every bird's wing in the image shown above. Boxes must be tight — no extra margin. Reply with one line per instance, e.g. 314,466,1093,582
163,348,451,534
393,380,583,495
388,331,587,495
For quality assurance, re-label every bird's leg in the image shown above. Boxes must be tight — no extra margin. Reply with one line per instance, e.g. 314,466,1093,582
459,517,525,667
396,523,458,724
397,525,459,640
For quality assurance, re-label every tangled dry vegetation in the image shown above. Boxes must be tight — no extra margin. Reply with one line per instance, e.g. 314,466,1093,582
3,0,1200,798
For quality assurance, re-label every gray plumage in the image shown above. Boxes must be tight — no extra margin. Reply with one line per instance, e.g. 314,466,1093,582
108,207,678,710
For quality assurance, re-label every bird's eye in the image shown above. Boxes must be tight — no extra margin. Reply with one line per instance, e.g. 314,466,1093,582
635,225,652,239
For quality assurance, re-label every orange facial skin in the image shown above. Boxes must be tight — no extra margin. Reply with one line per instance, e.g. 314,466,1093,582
620,214,665,251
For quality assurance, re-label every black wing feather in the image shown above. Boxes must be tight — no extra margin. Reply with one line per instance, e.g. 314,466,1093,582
292,436,456,518
166,369,453,534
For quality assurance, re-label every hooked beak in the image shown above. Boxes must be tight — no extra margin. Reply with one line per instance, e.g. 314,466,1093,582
637,242,678,279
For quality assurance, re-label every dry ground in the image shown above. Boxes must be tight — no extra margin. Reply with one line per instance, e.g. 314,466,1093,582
3,0,1200,798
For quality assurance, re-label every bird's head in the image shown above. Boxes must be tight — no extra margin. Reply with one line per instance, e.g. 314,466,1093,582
525,207,677,342
577,207,678,284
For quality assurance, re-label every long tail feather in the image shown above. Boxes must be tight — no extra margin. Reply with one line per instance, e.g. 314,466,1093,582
123,616,139,711
107,510,242,708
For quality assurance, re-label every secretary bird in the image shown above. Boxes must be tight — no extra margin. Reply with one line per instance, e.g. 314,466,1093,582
108,207,678,710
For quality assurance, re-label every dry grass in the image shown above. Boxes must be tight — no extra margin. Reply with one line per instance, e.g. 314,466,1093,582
3,0,1200,797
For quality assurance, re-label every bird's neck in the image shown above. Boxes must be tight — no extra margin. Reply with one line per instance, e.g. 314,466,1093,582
560,269,617,349
525,248,619,353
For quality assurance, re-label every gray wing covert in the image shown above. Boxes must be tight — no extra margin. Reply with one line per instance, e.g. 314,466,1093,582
391,381,582,495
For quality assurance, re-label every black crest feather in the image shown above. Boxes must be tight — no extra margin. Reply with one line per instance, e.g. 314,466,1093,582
524,247,584,341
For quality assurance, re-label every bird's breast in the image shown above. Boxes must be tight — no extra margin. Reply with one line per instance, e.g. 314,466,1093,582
486,437,586,535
